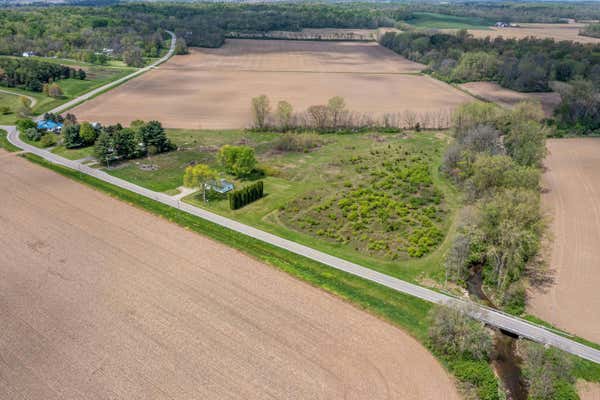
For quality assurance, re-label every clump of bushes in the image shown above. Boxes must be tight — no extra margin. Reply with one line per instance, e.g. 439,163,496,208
428,304,499,400
228,181,264,210
274,133,323,152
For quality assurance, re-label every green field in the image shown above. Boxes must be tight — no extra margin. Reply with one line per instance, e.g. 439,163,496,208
103,128,460,285
51,144,95,160
407,12,493,30
0,63,135,124
0,92,23,124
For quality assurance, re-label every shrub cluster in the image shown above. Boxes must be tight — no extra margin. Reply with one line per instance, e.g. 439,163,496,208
228,181,264,210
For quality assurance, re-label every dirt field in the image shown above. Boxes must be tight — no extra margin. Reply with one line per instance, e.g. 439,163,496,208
528,139,600,344
0,151,461,400
461,23,600,44
579,381,600,400
71,39,472,129
459,82,561,117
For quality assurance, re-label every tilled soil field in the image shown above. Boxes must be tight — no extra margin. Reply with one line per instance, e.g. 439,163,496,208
0,151,461,400
528,139,600,344
459,82,561,117
459,23,600,44
71,39,472,129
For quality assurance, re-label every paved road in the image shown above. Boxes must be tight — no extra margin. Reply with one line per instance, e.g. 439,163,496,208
3,29,600,365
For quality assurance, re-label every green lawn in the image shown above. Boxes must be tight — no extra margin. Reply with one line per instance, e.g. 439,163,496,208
106,128,461,285
0,92,23,124
407,12,493,30
51,145,95,160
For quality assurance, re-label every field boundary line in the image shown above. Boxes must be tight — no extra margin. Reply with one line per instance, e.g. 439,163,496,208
5,124,600,365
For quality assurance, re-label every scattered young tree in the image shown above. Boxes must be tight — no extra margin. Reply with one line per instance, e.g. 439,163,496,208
183,163,217,202
48,83,63,98
138,120,172,153
218,144,257,177
79,122,97,145
327,96,346,128
521,342,575,400
251,95,270,129
94,131,115,165
307,104,330,130
276,100,293,130
122,47,144,67
63,124,83,148
428,304,493,361
18,96,32,117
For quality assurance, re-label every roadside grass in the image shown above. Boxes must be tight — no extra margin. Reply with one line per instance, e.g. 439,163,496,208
51,144,95,160
20,151,499,397
0,129,19,152
106,128,461,283
407,12,493,30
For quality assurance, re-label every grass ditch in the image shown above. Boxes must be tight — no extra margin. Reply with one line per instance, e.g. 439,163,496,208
21,151,500,398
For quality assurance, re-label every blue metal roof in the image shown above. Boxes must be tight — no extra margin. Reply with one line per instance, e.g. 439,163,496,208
37,120,63,130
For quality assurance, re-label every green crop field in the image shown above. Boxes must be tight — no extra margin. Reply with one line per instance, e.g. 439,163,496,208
100,128,460,284
407,12,493,30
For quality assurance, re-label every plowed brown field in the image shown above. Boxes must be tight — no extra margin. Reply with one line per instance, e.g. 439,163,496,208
71,39,472,129
0,151,461,400
448,23,600,44
459,82,561,117
528,139,600,344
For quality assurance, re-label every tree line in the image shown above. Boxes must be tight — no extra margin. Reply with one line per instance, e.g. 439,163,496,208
442,101,547,313
93,120,174,164
0,57,85,92
251,94,453,132
0,6,167,66
380,30,600,133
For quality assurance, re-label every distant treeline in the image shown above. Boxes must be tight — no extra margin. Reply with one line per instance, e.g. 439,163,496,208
403,2,600,23
380,30,600,92
380,30,600,133
0,57,83,91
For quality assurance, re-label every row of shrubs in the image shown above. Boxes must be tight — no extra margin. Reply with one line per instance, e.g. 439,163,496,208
228,181,264,210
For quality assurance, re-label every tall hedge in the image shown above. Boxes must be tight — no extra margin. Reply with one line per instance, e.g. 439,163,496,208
228,181,264,210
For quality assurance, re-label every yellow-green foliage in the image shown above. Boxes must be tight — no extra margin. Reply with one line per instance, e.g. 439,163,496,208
281,141,446,259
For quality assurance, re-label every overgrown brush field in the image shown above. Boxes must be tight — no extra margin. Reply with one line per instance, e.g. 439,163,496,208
280,140,446,259
101,128,456,281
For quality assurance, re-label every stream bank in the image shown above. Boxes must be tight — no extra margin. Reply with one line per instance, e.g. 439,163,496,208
467,266,527,400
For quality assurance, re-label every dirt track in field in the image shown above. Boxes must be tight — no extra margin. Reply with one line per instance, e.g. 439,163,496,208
459,82,561,117
528,139,600,344
71,39,472,129
0,151,461,400
453,23,600,44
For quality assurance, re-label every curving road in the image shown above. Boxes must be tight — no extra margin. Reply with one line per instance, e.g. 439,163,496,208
3,29,600,365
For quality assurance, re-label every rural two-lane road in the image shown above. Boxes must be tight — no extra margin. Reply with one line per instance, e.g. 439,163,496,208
4,30,600,365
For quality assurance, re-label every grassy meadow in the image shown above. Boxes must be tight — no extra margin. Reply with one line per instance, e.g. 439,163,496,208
100,128,460,284
407,12,493,30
